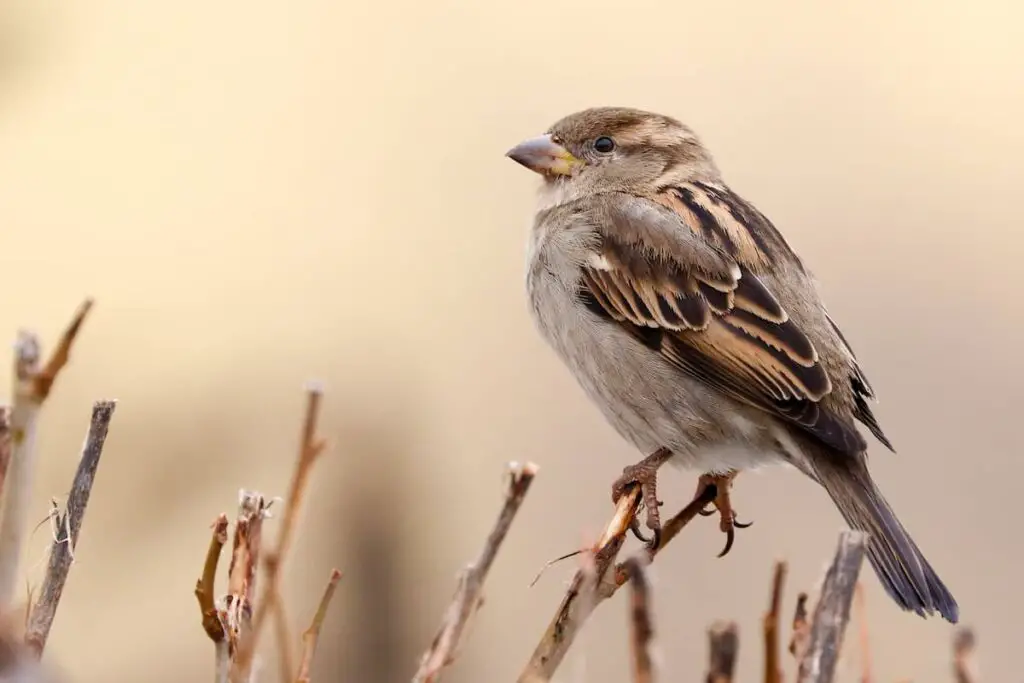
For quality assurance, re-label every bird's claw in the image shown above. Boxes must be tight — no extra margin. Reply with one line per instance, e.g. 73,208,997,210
612,447,672,551
717,527,735,558
627,516,662,551
694,471,753,558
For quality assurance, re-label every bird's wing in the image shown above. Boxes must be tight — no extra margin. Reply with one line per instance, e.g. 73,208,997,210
577,188,869,456
824,310,894,451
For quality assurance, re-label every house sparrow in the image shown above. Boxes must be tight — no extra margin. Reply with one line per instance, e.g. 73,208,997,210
506,107,958,623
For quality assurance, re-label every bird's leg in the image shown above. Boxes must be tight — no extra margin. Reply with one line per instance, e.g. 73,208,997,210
611,447,673,549
694,470,753,557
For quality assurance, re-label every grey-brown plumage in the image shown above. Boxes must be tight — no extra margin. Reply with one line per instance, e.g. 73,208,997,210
507,106,958,622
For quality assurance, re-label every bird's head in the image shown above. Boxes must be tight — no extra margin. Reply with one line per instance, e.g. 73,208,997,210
506,107,720,199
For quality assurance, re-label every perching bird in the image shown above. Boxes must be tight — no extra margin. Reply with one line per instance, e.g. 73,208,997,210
506,106,958,623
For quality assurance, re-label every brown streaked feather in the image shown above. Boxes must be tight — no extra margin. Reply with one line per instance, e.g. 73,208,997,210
694,181,807,275
578,194,868,456
653,184,768,269
726,309,816,366
652,182,807,277
729,271,787,323
826,312,895,451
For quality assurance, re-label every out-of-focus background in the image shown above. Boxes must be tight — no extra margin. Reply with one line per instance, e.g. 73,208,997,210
0,0,1019,681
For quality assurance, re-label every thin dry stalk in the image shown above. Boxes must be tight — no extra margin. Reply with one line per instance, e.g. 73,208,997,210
623,556,655,683
571,548,599,683
225,491,269,683
0,408,12,502
0,300,93,610
413,461,538,683
236,386,327,675
853,583,872,683
294,568,342,683
788,593,810,659
270,386,328,562
952,628,977,683
216,641,230,683
195,514,231,642
706,621,739,683
763,561,787,683
0,332,44,613
24,400,116,656
30,300,94,402
274,596,296,683
519,484,716,682
517,488,639,683
796,531,867,683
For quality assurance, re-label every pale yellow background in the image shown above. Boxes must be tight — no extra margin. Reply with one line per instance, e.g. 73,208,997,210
0,0,1019,681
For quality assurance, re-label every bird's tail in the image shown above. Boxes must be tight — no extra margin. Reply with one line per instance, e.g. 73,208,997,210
812,455,959,623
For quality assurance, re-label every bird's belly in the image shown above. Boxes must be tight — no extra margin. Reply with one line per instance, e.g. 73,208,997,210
528,272,783,472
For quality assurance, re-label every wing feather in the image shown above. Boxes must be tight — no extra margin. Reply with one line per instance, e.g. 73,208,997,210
578,191,869,456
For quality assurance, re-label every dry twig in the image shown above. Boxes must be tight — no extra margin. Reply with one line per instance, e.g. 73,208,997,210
413,461,538,683
274,596,296,683
788,592,810,659
195,514,231,642
0,300,93,610
763,561,786,683
225,491,269,683
24,400,116,655
519,484,716,682
623,556,655,683
235,385,327,677
796,531,867,683
0,408,12,504
952,628,977,683
706,621,739,683
295,568,342,683
517,489,638,683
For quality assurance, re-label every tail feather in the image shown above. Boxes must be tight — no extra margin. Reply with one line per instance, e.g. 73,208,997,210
814,458,959,623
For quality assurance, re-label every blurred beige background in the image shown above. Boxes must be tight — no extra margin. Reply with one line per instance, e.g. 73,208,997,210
0,0,1019,680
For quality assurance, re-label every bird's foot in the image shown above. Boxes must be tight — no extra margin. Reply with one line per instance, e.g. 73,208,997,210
694,470,752,557
611,447,674,550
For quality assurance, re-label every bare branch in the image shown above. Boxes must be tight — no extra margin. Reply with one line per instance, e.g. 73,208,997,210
24,400,116,656
706,621,739,683
517,489,638,682
0,333,44,612
763,561,786,683
788,592,809,660
623,556,655,683
0,300,93,610
519,484,715,682
796,531,867,683
413,461,538,683
225,491,269,683
0,408,12,504
215,641,230,683
30,299,93,402
295,569,342,683
952,628,977,683
236,385,327,675
277,385,327,561
274,596,296,683
195,514,230,643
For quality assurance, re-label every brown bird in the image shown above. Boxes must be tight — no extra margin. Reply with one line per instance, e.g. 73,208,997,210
506,106,958,622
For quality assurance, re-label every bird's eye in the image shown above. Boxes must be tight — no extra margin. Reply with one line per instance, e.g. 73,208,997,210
593,136,615,153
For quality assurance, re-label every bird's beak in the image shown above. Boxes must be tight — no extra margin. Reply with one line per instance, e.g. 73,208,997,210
505,134,581,176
